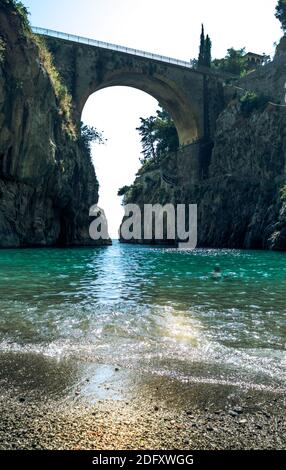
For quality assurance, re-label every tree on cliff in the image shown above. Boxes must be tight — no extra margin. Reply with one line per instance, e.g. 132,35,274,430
275,0,286,33
136,116,157,162
153,108,179,157
204,35,212,68
198,24,205,66
198,25,212,68
212,48,247,76
79,124,106,159
136,107,179,164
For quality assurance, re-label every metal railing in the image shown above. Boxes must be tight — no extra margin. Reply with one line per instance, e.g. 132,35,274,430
32,26,194,69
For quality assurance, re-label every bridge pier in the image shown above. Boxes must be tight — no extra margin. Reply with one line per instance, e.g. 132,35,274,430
178,140,214,186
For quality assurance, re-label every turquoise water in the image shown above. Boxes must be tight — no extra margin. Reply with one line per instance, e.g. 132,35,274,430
0,242,285,396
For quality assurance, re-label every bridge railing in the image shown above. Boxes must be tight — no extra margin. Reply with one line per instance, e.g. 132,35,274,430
32,26,194,70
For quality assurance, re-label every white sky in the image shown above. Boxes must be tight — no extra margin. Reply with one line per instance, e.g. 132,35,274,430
24,0,282,237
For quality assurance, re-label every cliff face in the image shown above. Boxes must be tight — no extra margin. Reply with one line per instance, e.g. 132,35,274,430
121,39,286,250
196,107,286,250
0,2,103,247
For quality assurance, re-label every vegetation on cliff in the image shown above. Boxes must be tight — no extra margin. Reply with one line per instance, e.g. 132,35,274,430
275,0,286,32
0,37,5,64
2,1,104,143
0,1,102,247
118,3,286,251
2,0,30,30
1,0,76,136
280,184,286,201
193,22,268,77
239,91,270,117
79,124,106,161
198,24,212,68
212,48,248,76
118,107,178,199
32,35,76,136
136,107,179,165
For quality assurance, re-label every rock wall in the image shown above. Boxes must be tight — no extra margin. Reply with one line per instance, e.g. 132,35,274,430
0,1,106,247
121,38,286,250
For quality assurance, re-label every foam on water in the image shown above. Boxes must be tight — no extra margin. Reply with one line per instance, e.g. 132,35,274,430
0,243,285,395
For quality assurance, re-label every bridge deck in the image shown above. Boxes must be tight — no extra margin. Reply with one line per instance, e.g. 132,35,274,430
32,26,194,70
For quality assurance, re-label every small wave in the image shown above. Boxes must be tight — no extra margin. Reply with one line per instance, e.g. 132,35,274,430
1,310,285,393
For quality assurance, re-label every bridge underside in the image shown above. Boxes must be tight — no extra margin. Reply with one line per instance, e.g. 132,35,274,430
84,74,200,145
44,36,206,146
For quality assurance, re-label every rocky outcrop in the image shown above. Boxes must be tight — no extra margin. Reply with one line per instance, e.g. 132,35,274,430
0,1,106,247
121,38,286,250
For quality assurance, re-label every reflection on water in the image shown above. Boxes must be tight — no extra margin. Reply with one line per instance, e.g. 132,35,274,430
0,242,285,399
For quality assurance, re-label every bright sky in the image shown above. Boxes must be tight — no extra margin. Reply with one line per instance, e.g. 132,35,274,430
24,0,281,238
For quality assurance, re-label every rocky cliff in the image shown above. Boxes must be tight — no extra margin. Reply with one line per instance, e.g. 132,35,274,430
121,38,286,250
0,1,105,247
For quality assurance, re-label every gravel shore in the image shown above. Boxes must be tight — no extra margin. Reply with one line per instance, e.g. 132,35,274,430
0,386,285,450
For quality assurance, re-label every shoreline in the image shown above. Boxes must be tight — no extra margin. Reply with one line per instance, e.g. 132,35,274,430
0,374,285,450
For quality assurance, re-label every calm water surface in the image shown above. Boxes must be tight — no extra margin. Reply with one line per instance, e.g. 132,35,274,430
0,242,285,399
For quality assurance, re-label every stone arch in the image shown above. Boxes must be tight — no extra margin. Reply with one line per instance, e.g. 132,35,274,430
43,36,205,146
77,72,202,146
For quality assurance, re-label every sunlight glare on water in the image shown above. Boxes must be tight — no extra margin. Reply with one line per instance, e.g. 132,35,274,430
0,242,285,394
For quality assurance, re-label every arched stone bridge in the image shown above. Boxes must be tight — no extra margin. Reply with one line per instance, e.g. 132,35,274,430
33,27,225,180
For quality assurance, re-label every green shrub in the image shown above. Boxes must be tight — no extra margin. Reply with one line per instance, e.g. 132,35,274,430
3,1,30,31
130,183,144,199
137,159,159,175
14,1,30,30
0,38,6,64
2,1,76,137
118,185,131,197
79,123,106,160
212,48,248,76
32,34,76,137
240,91,269,117
120,182,144,204
280,184,286,201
